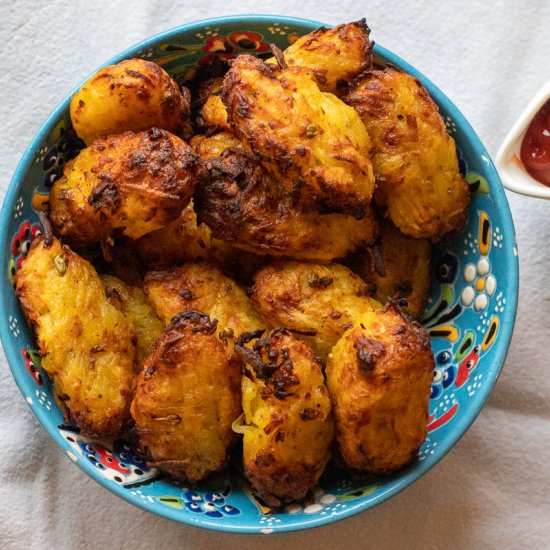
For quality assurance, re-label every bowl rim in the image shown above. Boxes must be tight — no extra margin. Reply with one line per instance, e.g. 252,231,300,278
0,13,519,535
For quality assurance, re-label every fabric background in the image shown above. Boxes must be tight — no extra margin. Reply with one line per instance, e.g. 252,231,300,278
1,1,549,548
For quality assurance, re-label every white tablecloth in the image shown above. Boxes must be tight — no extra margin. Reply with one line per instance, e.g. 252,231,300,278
1,1,549,548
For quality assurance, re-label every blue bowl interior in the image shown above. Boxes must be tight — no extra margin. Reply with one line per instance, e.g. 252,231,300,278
0,15,518,534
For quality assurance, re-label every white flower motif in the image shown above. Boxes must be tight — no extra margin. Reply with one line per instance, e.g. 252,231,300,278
13,197,24,219
445,116,457,134
283,486,337,515
8,316,20,337
461,258,496,311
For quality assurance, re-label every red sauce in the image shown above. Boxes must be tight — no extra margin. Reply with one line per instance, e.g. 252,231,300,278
520,99,550,186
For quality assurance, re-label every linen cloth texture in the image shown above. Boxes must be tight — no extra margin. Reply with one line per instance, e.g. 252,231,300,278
0,1,548,548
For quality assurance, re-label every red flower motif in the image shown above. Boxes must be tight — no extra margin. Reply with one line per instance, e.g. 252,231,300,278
12,220,41,269
198,30,270,67
202,37,235,54
22,348,43,386
198,52,236,67
227,31,269,52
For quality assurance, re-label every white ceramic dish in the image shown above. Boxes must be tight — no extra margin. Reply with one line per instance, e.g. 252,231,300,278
495,79,550,199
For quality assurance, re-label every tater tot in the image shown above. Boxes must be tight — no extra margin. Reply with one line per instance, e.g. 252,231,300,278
253,261,381,359
236,328,333,507
131,310,242,483
326,306,434,474
50,129,199,246
344,67,470,239
16,236,135,436
70,58,191,144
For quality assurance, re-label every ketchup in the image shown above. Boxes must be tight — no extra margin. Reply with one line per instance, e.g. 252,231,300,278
520,99,550,186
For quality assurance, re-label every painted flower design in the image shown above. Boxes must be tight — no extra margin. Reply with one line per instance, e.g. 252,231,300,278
199,31,270,65
59,425,160,487
42,125,84,188
460,257,496,310
430,350,456,399
465,171,490,194
8,220,42,286
454,143,467,176
156,489,240,518
22,348,44,386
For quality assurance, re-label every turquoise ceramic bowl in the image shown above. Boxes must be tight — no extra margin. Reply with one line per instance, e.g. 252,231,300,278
0,14,518,534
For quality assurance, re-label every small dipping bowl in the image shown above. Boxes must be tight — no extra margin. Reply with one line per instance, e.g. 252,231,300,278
496,80,550,199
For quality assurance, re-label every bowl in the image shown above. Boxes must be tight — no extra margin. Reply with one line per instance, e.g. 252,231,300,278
495,79,550,199
0,14,518,534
